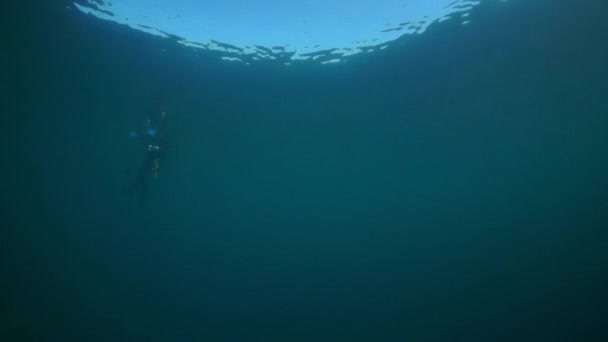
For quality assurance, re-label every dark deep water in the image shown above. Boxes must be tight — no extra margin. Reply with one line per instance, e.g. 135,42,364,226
3,0,608,340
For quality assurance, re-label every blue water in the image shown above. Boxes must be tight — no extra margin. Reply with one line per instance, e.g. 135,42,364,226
3,0,608,340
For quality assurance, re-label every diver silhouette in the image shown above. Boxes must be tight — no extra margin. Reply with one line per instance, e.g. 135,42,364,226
125,103,168,204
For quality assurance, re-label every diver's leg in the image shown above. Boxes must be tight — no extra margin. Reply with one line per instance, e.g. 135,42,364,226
126,152,154,197
138,181,148,204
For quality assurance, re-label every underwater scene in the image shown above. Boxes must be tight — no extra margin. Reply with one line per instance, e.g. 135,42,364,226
3,0,608,340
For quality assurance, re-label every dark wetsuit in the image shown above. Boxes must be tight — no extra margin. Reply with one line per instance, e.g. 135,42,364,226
126,106,167,204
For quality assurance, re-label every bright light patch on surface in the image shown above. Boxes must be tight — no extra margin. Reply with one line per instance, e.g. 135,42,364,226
73,0,486,64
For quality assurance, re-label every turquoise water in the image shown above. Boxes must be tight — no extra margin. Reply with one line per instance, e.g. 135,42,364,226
3,0,608,340
71,0,484,64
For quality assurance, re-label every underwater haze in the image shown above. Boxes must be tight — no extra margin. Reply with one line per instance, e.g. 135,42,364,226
3,0,608,340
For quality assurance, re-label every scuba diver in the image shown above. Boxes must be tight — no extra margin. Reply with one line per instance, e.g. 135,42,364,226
125,103,168,204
